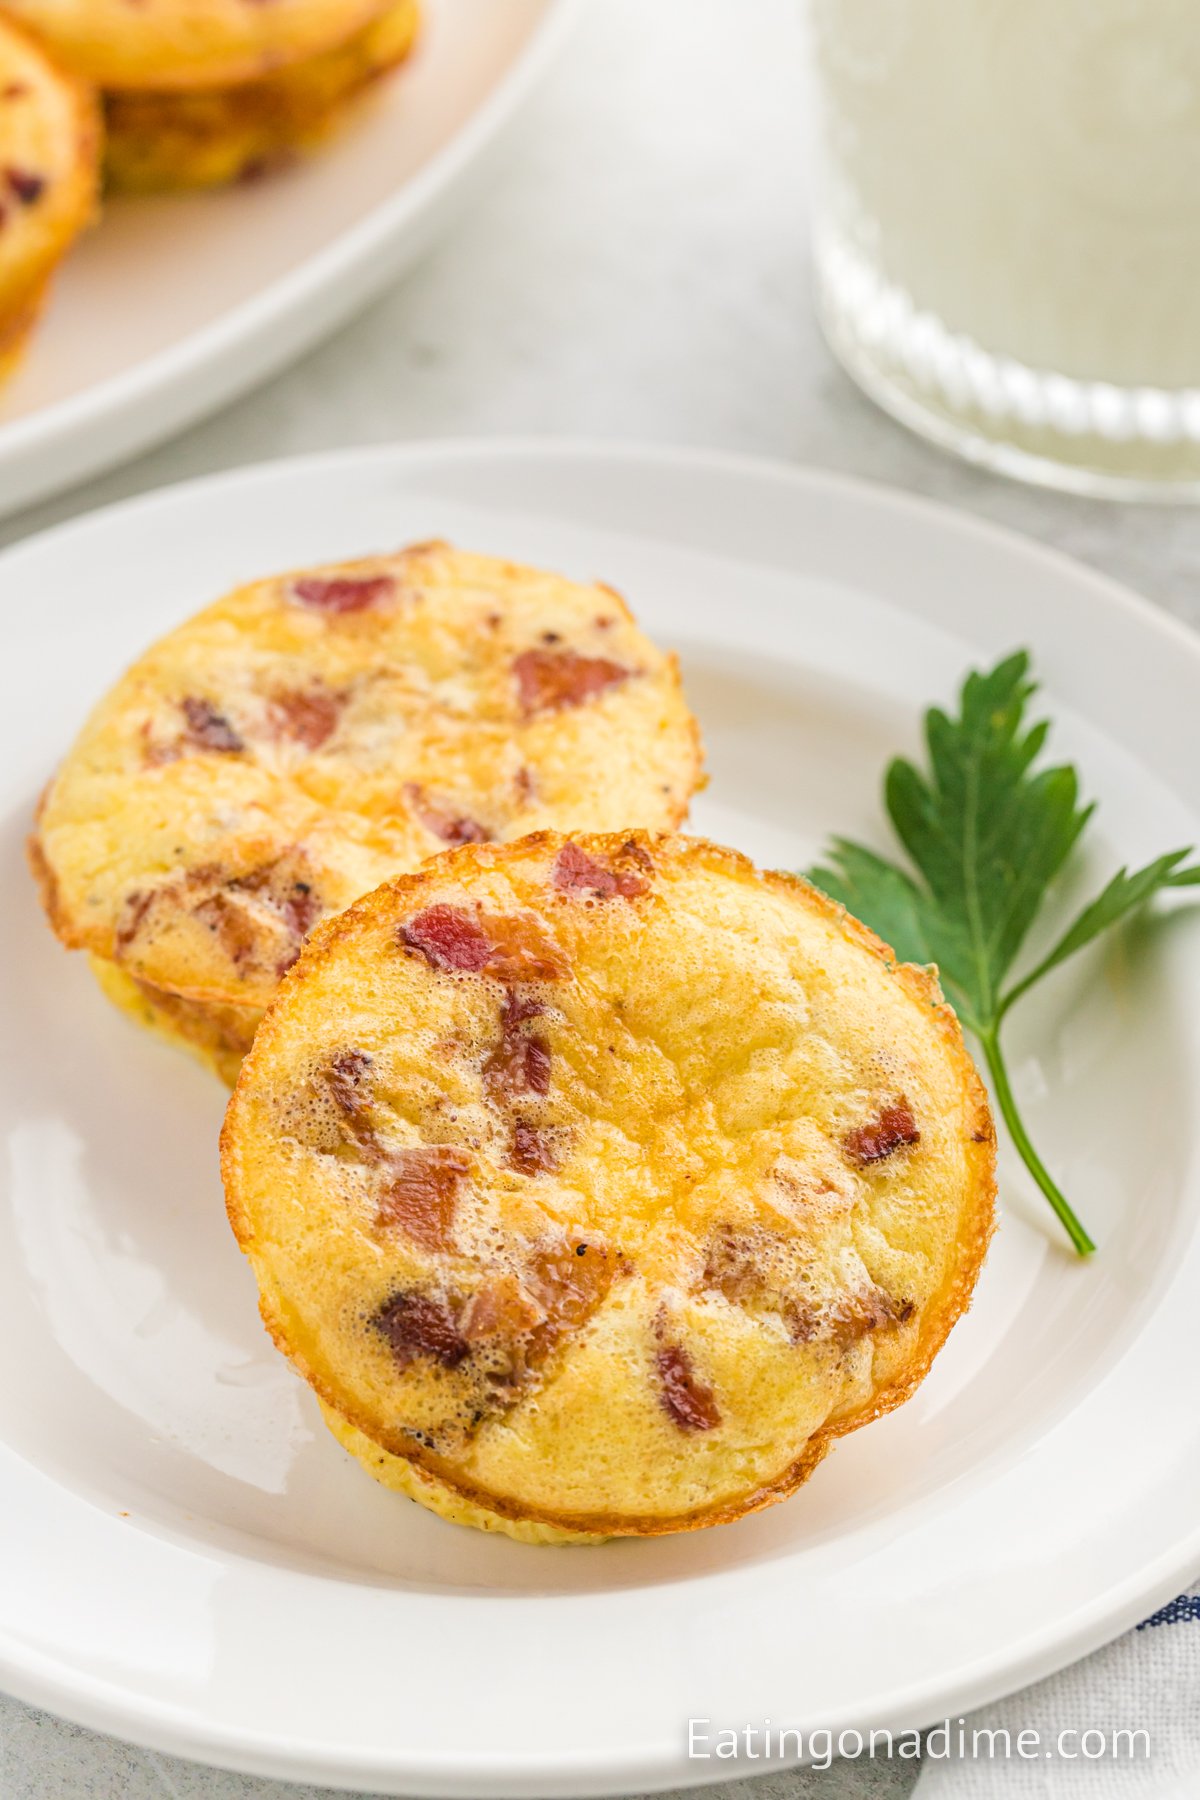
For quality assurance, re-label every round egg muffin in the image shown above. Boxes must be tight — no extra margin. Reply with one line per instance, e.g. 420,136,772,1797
104,0,419,193
30,543,702,1079
0,14,99,382
6,0,392,91
222,831,995,1540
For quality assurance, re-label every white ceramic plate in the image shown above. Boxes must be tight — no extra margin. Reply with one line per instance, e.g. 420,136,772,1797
0,1,577,520
1,442,1198,1796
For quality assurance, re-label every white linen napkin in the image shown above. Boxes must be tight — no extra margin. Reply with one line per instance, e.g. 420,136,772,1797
910,1583,1200,1798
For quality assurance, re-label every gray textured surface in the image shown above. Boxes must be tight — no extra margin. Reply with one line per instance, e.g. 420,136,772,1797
0,1702,920,1799
0,0,1194,1792
0,1699,921,1800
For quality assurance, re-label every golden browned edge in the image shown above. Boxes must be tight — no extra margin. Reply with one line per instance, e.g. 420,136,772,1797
0,280,45,379
89,955,254,1085
102,0,422,196
26,546,704,996
0,20,102,381
62,0,396,92
26,805,74,939
62,50,104,235
222,828,996,1540
321,1401,607,1543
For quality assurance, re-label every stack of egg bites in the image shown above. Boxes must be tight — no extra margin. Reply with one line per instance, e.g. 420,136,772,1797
32,542,995,1544
0,0,420,378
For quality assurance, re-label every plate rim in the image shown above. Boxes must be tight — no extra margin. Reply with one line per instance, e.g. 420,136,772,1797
0,0,584,521
0,1541,1193,1797
4,433,1199,679
1,438,1198,1796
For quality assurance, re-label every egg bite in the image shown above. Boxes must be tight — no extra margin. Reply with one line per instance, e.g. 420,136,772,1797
321,1402,603,1543
221,830,995,1541
30,543,702,1079
103,0,419,194
5,0,392,91
0,13,99,384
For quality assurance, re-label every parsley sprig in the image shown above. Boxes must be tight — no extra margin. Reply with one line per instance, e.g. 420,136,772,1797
809,652,1199,1256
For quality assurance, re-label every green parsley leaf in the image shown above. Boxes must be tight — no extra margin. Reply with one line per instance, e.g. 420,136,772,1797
809,651,1198,1257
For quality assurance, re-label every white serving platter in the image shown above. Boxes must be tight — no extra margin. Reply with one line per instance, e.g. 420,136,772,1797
0,441,1196,1794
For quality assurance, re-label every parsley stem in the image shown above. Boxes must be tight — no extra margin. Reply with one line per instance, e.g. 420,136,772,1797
977,1025,1095,1257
